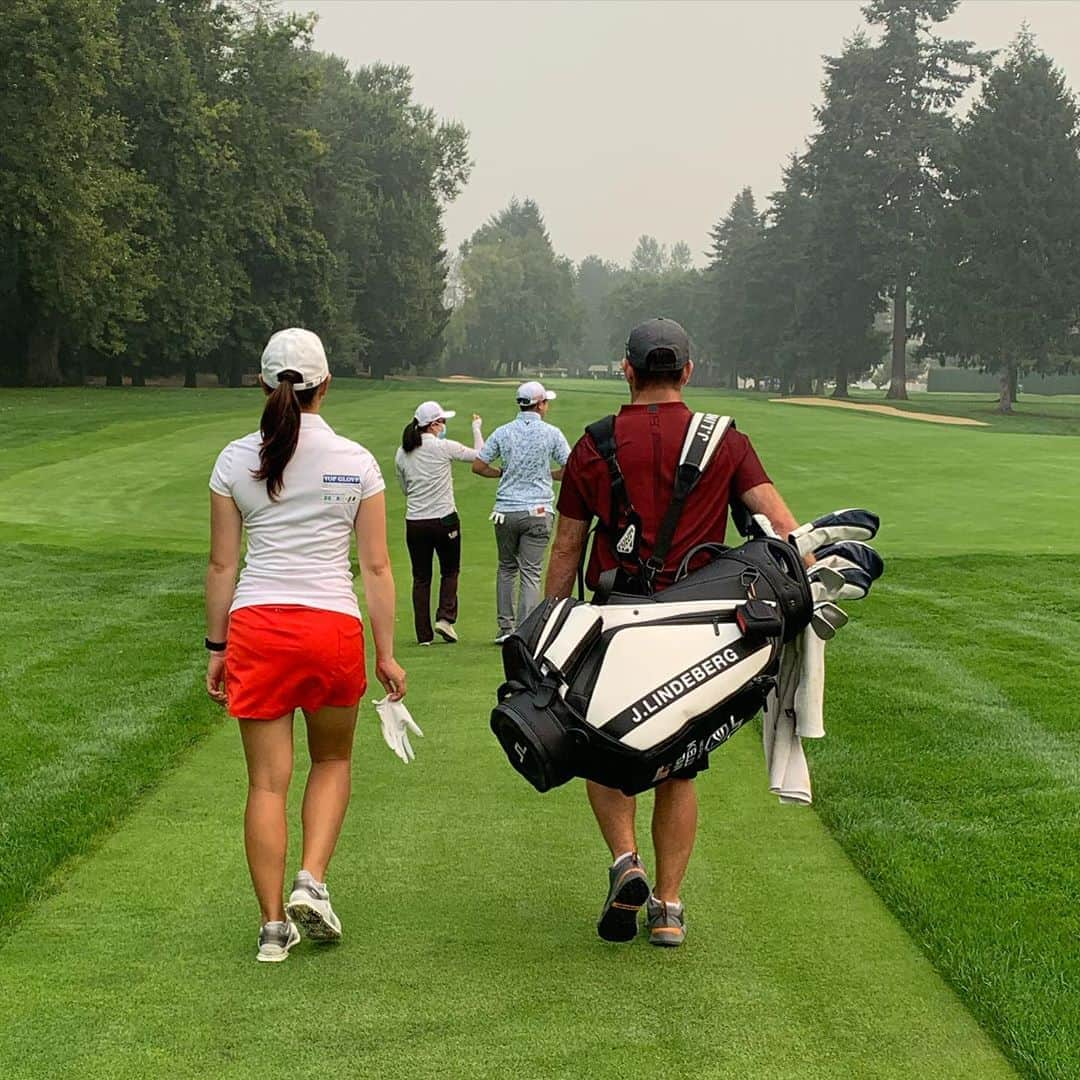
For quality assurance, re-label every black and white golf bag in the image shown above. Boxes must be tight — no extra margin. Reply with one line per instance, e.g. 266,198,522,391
490,535,813,795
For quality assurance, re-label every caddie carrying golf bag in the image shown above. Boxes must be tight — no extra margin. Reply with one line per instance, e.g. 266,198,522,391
490,411,814,796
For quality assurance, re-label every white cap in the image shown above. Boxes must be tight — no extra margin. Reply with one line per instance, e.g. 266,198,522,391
516,380,557,406
261,328,330,391
414,400,456,426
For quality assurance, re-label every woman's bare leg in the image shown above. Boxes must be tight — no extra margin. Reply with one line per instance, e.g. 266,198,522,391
299,703,359,881
239,714,294,923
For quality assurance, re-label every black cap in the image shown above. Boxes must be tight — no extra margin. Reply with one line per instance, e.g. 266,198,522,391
625,317,690,371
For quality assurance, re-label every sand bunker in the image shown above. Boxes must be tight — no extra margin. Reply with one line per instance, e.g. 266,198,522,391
771,397,988,427
437,375,517,385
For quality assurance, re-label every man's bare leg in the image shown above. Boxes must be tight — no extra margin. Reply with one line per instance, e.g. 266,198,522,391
588,779,651,941
652,778,698,903
586,779,637,856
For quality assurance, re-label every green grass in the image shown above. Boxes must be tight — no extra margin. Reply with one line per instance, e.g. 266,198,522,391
0,545,213,930
818,555,1080,1079
0,381,1076,1077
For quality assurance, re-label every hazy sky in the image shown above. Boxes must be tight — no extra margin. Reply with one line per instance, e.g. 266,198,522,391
282,0,1080,266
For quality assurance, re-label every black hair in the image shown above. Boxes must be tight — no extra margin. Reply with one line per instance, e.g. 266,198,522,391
253,371,318,499
631,360,684,391
402,419,423,453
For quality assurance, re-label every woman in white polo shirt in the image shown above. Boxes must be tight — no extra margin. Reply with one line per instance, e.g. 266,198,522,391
205,327,406,963
394,401,483,645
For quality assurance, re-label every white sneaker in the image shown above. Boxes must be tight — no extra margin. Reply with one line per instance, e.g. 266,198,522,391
435,619,458,643
286,870,342,941
257,919,300,962
494,633,512,645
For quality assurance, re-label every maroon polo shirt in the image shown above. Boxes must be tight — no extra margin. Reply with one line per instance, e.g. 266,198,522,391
557,402,771,592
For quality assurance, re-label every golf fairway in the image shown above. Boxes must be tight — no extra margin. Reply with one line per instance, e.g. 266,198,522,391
6,380,1075,1078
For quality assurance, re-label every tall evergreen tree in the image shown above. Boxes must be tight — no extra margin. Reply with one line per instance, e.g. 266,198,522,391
917,31,1080,412
755,158,819,395
705,188,765,388
803,35,888,397
448,199,579,376
707,188,759,269
855,1,992,399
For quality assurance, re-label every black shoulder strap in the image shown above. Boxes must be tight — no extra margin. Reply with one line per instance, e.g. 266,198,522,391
642,413,732,590
579,415,631,600
584,414,622,512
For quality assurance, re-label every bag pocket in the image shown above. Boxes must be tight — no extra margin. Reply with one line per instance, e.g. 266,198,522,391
490,682,582,793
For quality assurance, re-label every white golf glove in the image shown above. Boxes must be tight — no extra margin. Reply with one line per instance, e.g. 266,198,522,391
373,697,423,764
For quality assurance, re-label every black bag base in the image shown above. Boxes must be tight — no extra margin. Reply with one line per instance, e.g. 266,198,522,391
491,677,772,797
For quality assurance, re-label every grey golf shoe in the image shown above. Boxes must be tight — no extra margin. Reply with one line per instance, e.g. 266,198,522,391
597,852,651,942
646,896,686,947
286,870,343,942
257,919,300,963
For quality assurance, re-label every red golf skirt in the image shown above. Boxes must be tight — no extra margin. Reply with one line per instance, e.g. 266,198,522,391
225,605,367,720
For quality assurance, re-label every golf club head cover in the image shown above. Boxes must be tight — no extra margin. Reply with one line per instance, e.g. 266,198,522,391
789,509,879,558
813,540,884,583
810,556,877,602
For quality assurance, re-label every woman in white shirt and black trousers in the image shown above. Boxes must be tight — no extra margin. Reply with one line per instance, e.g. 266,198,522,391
205,328,406,963
395,401,483,645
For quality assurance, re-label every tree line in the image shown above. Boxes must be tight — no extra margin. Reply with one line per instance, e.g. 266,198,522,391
0,0,468,386
5,1,1079,411
448,1,1080,412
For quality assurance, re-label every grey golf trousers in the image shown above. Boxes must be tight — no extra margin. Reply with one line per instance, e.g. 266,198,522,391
494,510,554,634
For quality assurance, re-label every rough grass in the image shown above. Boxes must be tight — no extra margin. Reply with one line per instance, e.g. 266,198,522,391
0,545,213,930
817,555,1080,1080
1,381,1076,1077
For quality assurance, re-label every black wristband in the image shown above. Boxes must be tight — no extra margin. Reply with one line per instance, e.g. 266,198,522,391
205,638,227,652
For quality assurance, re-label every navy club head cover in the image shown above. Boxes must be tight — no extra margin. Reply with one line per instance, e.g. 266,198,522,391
810,560,875,602
789,509,879,557
813,540,884,583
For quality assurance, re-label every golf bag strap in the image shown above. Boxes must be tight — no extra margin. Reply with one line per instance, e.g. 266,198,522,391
642,413,732,590
579,414,624,601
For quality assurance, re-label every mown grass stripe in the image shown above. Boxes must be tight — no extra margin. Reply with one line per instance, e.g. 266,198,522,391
817,556,1080,1080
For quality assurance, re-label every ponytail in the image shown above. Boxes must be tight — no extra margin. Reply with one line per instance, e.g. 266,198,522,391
253,370,317,499
401,418,423,453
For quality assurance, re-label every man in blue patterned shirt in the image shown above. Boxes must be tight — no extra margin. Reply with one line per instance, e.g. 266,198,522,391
472,381,571,642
